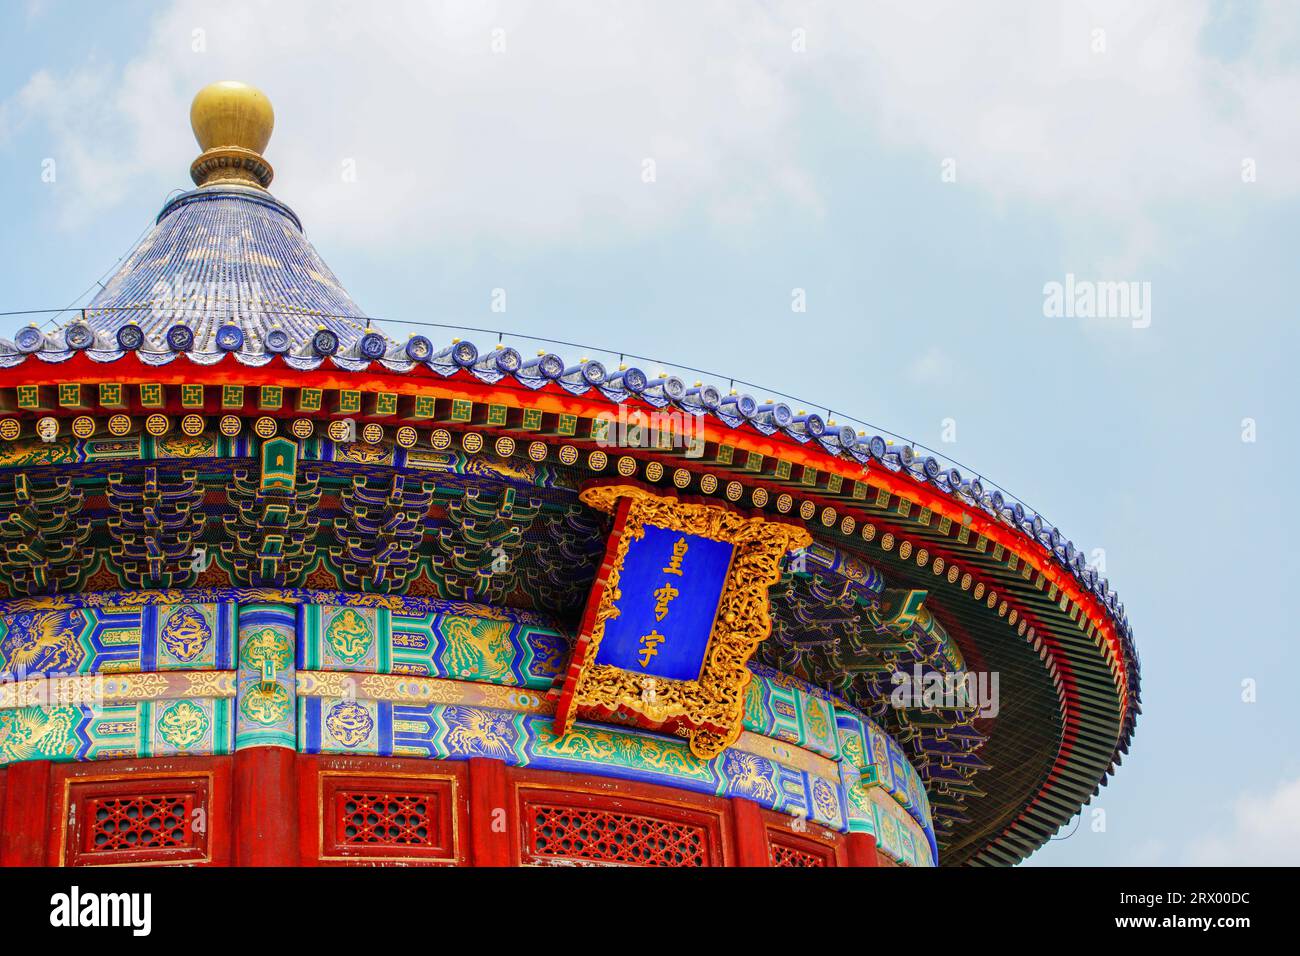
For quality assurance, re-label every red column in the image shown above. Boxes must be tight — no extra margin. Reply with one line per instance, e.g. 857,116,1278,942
468,757,511,866
846,831,880,867
232,748,298,866
730,797,770,867
0,760,51,866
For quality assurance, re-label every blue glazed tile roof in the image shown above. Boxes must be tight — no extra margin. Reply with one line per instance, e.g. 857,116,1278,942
5,185,411,373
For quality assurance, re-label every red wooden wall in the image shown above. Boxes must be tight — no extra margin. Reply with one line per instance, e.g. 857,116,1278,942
0,754,886,867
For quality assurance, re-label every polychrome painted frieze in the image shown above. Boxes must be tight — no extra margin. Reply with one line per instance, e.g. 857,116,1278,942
0,587,935,864
297,603,567,689
0,697,234,765
0,603,235,679
298,696,855,835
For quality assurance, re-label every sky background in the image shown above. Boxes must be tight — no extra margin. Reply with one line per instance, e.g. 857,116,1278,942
1,0,1296,865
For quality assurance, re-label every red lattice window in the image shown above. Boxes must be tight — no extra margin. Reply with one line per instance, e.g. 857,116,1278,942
66,775,211,866
319,773,459,864
770,840,829,867
87,794,194,852
338,792,433,846
768,829,838,867
527,804,708,867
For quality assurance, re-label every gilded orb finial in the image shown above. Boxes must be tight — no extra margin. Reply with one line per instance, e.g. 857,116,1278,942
189,81,276,189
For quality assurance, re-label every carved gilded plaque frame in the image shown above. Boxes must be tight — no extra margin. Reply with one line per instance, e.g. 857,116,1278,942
553,482,810,759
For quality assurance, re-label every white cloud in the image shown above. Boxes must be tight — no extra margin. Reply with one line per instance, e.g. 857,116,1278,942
2,0,815,240
4,0,1300,254
855,2,1300,209
1186,775,1300,865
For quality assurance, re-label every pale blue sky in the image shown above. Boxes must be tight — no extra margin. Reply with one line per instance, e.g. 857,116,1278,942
1,1,1296,864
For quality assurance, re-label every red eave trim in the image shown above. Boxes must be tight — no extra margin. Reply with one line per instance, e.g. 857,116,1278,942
1,352,1131,708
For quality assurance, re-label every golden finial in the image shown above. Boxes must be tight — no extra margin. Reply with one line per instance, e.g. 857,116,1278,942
189,81,275,189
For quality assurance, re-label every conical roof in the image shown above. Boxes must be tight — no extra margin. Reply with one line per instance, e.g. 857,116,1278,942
78,183,382,369
2,80,408,372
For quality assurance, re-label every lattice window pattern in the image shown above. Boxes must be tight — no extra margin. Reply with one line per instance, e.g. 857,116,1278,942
529,804,707,866
338,792,433,846
770,840,829,867
86,794,194,853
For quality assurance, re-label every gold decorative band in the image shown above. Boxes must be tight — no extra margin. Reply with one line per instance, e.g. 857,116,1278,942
190,146,274,188
0,670,236,710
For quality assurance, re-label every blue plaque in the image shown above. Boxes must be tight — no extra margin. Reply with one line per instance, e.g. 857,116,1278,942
555,484,811,759
593,524,735,681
